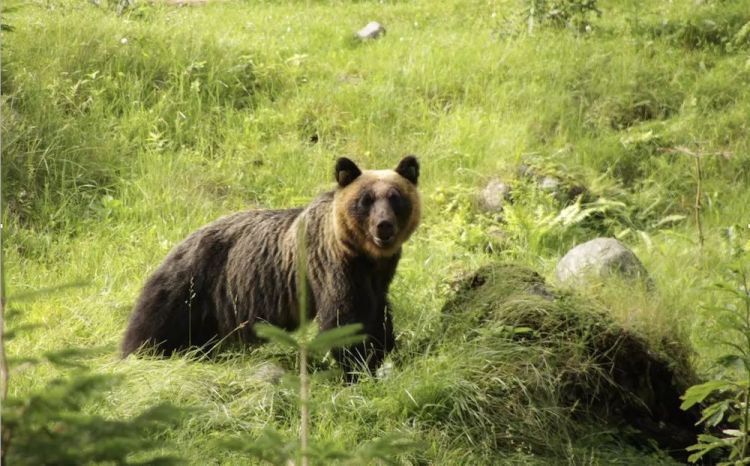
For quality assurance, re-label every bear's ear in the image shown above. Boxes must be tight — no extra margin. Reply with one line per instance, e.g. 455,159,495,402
335,157,362,188
395,155,419,185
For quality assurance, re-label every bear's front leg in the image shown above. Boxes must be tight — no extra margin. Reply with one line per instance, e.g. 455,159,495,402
317,286,395,381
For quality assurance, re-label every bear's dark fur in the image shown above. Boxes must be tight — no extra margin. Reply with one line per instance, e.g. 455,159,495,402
121,156,421,376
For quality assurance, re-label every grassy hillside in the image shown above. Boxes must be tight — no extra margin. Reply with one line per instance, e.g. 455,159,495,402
3,0,750,463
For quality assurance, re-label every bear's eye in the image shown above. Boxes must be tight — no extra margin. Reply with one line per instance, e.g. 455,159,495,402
387,189,403,206
359,193,374,208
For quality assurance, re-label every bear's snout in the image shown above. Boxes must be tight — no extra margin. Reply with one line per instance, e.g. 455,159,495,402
376,220,395,241
370,202,398,247
371,219,397,247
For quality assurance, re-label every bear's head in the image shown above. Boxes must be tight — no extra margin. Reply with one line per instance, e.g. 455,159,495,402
333,156,421,259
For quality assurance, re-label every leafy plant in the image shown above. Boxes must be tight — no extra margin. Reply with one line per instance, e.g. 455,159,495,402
431,185,504,254
0,332,185,464
642,3,750,52
681,240,750,464
0,253,184,464
524,0,601,33
2,370,184,465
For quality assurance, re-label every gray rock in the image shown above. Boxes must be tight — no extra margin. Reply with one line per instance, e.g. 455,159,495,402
516,162,588,203
517,163,533,178
555,238,648,286
479,178,512,212
357,21,386,40
539,175,562,193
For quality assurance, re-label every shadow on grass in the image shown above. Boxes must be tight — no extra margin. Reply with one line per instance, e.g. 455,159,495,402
2,279,187,465
8,279,91,303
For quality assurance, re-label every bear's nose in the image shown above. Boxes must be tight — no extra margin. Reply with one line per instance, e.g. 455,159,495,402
376,221,395,239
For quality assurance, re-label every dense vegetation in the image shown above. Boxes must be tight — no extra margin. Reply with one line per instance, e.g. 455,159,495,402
3,0,750,463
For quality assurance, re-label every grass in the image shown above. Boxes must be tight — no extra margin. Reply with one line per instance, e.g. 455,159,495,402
3,0,750,463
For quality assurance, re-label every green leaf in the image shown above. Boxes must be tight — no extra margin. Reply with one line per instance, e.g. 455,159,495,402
698,400,730,428
686,434,731,463
652,214,687,229
717,354,743,369
637,230,653,251
687,449,710,463
307,324,364,353
614,227,632,239
254,323,299,349
681,380,734,410
696,433,724,443
513,326,534,334
713,282,745,297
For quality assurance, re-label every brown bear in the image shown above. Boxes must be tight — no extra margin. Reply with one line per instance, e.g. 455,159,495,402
121,156,420,377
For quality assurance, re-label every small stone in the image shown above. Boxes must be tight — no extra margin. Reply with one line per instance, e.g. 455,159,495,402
517,163,533,178
486,227,509,254
487,226,507,242
376,361,393,379
555,238,649,287
357,21,386,40
539,176,561,193
479,178,512,212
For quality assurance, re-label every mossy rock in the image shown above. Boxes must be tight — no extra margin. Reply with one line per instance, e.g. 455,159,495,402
437,263,701,460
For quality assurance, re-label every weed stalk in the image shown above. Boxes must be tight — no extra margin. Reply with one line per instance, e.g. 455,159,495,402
528,0,536,35
742,267,750,458
0,43,8,465
694,155,704,248
295,220,310,466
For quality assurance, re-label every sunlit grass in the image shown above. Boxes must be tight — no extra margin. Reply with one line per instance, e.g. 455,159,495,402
3,0,750,463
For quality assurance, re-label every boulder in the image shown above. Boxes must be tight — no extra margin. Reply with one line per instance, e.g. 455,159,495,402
478,178,512,213
555,238,648,286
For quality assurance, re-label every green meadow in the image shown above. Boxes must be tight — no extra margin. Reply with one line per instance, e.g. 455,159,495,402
3,0,750,463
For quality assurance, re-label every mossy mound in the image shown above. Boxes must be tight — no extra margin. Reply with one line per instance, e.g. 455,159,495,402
434,263,701,460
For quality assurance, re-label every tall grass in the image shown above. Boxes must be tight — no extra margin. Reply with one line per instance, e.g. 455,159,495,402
3,0,750,463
